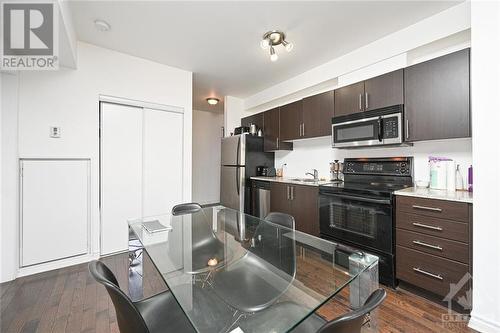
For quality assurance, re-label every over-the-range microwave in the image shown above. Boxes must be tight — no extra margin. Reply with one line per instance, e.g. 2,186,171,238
331,105,409,148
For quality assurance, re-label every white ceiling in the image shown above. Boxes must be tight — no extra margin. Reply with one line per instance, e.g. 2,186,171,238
68,1,460,112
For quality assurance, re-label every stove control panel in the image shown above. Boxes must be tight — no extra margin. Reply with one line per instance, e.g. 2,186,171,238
344,158,413,176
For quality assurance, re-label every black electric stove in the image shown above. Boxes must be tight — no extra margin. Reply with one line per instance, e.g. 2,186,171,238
319,157,413,287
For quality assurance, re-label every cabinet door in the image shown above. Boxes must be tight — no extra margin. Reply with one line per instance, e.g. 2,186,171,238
364,69,403,111
291,185,319,236
263,107,280,151
280,100,303,141
302,91,335,138
241,112,264,132
404,49,470,141
334,82,365,116
270,182,291,215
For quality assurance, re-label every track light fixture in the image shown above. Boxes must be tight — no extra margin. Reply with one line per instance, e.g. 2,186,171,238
261,30,293,62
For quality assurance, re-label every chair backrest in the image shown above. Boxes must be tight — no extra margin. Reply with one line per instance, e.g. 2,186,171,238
88,261,149,333
264,212,295,229
172,202,202,216
254,212,296,277
317,288,387,333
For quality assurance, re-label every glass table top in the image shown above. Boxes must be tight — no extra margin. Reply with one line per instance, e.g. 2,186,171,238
128,206,378,333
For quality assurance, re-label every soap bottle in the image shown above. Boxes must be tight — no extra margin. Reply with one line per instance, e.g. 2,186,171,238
468,165,473,192
455,164,464,191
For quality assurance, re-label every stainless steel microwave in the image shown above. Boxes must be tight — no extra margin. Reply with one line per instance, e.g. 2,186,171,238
331,105,405,148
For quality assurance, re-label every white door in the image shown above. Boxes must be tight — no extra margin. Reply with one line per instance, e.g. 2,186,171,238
21,159,90,267
142,109,183,216
100,102,143,255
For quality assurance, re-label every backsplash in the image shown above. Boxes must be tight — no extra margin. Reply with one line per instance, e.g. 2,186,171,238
274,137,472,185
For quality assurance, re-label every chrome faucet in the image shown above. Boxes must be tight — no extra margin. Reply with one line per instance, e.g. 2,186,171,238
305,169,319,181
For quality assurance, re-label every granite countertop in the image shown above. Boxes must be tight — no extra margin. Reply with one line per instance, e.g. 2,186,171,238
250,176,331,187
394,187,473,204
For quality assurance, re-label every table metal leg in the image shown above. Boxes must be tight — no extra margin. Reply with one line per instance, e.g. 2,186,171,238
349,253,379,331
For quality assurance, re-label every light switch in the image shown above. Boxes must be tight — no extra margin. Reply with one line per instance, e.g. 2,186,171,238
50,126,61,138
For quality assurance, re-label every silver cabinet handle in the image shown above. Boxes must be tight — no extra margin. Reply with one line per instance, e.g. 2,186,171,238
413,267,443,280
291,186,295,200
365,92,368,110
276,137,279,149
299,124,302,137
412,240,443,251
412,205,442,212
302,123,305,137
358,94,362,111
412,222,443,231
287,186,290,200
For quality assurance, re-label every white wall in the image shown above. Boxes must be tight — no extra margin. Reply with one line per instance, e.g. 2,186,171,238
224,96,244,137
1,42,192,282
275,137,472,184
468,1,500,332
192,110,223,205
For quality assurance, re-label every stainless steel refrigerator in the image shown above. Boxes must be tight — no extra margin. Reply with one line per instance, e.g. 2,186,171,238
220,134,274,213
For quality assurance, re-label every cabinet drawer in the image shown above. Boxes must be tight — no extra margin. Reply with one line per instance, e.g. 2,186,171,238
396,229,469,264
396,211,469,243
396,246,469,299
396,196,469,222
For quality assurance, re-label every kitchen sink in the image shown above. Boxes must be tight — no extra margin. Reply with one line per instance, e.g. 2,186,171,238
290,178,318,183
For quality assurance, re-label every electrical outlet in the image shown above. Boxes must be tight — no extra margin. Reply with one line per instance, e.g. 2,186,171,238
50,126,61,138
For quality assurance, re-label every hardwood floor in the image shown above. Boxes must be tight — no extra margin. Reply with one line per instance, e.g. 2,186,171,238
0,252,476,333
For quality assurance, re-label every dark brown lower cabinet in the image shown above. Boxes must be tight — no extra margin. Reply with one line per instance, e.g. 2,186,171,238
270,182,319,236
395,196,472,304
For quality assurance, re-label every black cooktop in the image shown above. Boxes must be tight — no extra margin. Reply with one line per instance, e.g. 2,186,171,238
320,157,414,197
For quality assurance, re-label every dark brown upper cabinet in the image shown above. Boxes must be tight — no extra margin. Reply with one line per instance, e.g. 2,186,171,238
278,91,335,141
263,107,293,152
334,81,365,116
302,90,335,138
241,112,263,132
404,49,470,142
364,69,403,111
280,100,303,141
334,70,403,116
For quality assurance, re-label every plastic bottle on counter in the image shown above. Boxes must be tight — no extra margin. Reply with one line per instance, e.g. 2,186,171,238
468,165,473,192
455,164,464,191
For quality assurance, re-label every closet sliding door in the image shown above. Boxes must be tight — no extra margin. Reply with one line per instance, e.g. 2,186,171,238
100,103,143,255
100,102,184,255
142,109,183,216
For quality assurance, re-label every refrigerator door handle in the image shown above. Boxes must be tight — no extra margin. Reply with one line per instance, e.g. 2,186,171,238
236,167,240,195
236,136,241,166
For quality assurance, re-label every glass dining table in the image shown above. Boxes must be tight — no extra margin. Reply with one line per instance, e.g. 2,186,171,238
128,205,379,333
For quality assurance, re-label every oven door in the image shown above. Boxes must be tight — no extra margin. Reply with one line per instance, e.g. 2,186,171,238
319,192,393,253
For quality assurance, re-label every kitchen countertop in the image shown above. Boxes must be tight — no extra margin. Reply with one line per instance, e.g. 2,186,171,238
394,187,473,204
250,176,331,187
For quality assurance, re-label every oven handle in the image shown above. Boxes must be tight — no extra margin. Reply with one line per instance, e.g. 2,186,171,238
320,192,391,205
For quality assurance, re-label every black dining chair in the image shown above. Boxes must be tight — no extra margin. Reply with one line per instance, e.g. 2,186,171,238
88,260,195,333
211,212,296,314
172,202,227,273
238,288,387,333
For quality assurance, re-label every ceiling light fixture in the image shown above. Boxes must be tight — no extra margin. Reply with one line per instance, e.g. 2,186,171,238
261,30,293,62
94,19,111,32
206,97,219,105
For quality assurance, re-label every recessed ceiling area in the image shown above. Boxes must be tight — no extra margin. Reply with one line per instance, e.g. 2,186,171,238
68,1,461,112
